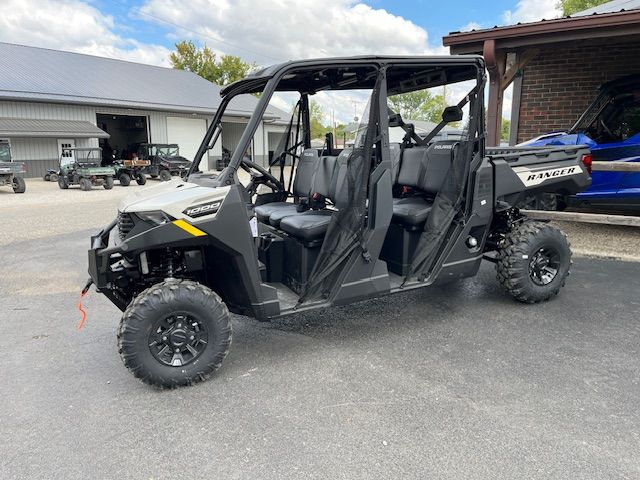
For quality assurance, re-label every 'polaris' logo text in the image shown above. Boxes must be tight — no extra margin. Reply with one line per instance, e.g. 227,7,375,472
433,144,453,150
515,165,579,187
183,200,221,218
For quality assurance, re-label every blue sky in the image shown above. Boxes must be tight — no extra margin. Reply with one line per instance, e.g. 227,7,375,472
92,0,536,61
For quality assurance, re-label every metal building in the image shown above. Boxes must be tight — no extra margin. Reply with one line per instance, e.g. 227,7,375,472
0,42,288,177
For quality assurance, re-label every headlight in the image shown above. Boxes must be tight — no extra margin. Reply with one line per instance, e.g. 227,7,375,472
136,210,173,226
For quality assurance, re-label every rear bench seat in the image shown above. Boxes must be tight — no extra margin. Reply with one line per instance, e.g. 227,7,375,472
279,149,350,242
391,140,457,228
254,148,319,224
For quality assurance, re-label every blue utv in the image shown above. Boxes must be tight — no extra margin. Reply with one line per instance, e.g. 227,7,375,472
520,74,640,211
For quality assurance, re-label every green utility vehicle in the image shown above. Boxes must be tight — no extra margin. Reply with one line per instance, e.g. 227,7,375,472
0,139,26,193
57,147,115,191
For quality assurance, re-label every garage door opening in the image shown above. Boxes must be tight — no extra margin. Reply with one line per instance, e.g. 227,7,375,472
96,114,149,162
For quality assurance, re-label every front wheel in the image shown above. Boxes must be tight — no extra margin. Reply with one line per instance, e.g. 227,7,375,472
118,173,131,186
58,176,69,189
118,280,232,388
103,176,114,190
80,178,92,191
159,169,172,182
12,176,26,193
135,172,147,185
496,220,571,303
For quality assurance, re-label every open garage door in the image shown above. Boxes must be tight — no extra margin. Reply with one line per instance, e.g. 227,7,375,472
167,117,207,162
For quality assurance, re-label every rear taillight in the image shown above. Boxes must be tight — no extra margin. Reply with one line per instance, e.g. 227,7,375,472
20,164,27,173
581,153,593,174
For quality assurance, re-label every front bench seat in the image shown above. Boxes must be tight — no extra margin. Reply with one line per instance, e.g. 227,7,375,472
280,150,350,242
254,148,318,223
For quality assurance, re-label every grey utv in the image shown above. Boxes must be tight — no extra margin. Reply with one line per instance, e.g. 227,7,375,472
86,56,591,388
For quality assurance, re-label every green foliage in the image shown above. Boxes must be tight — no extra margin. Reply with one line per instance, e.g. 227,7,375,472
501,118,511,142
169,41,255,86
558,0,608,16
388,90,448,124
309,100,328,139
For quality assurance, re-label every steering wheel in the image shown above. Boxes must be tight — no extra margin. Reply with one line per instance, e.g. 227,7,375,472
600,118,615,138
240,158,284,195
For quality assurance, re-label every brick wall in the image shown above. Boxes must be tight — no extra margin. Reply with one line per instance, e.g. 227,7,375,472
517,40,640,143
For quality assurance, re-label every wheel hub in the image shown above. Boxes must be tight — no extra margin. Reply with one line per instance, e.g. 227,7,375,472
528,248,560,286
149,313,208,367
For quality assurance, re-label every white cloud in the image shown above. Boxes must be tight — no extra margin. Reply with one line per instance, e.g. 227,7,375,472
461,21,482,32
0,0,171,66
139,0,445,64
502,0,562,24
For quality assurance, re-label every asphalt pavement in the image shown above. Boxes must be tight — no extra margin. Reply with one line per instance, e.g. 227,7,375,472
1,180,639,479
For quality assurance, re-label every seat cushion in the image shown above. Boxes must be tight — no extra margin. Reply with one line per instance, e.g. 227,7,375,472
280,210,333,242
255,202,291,223
269,204,303,227
392,197,433,226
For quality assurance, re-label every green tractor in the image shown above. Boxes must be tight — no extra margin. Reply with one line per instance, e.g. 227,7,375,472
0,139,27,193
57,147,115,191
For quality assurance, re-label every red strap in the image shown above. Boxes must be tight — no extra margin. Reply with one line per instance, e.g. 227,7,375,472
76,284,91,331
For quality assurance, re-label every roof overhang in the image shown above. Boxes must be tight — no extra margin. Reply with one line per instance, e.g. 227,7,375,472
0,118,109,138
443,9,640,54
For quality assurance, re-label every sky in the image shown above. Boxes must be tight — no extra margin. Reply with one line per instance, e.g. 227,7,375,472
0,0,562,122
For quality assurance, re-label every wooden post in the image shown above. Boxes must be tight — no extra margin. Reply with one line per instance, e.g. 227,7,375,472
484,40,504,147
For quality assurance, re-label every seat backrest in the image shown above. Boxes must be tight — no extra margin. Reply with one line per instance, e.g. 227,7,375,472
389,143,402,179
293,149,319,197
312,155,337,199
395,140,458,196
328,149,352,209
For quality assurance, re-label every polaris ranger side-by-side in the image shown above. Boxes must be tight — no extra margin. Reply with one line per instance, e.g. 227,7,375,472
86,56,591,388
137,143,191,181
0,139,27,193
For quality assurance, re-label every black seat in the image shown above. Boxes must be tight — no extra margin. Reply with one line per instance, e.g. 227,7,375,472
391,140,456,226
280,150,350,241
254,148,318,223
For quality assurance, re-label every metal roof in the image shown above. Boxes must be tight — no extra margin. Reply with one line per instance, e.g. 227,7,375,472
0,42,285,120
0,118,109,138
573,0,640,16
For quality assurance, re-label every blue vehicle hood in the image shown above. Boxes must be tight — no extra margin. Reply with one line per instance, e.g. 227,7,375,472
518,132,597,148
519,132,640,152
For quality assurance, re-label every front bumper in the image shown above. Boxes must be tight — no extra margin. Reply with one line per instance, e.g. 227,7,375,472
88,218,118,289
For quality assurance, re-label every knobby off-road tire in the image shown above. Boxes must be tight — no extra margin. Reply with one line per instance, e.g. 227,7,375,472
496,220,572,304
119,173,131,186
159,169,172,182
49,173,58,183
118,279,232,388
80,178,92,191
103,176,114,190
12,176,26,193
43,173,50,181
135,173,147,185
58,176,69,189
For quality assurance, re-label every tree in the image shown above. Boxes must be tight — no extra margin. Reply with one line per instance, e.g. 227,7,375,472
558,0,608,16
501,118,511,142
309,100,328,139
169,41,255,86
388,90,448,124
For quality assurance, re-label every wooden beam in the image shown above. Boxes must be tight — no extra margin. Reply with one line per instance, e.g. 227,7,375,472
522,209,640,227
500,49,538,90
592,161,640,172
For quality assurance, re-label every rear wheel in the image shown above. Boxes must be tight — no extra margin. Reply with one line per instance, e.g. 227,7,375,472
159,169,172,182
49,173,58,183
58,176,69,189
135,172,147,185
43,173,50,181
103,176,114,190
496,220,571,303
118,173,131,186
12,176,26,193
79,178,92,191
118,280,232,388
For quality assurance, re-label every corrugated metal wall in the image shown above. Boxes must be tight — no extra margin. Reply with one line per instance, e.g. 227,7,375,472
0,100,213,178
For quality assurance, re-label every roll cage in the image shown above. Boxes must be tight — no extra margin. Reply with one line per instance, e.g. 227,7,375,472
189,56,486,183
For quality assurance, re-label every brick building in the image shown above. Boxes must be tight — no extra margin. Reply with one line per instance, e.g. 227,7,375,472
442,1,640,146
